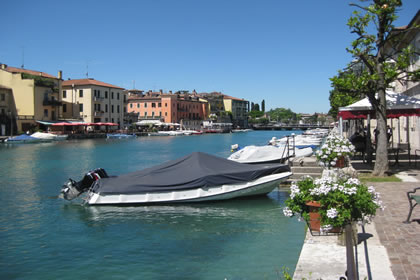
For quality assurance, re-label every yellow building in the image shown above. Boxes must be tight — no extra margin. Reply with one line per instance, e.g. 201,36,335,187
0,64,62,133
223,94,249,128
62,79,126,127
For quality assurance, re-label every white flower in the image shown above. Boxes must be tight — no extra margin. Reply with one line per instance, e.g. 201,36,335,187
283,207,293,217
320,224,333,233
346,178,360,185
327,208,338,219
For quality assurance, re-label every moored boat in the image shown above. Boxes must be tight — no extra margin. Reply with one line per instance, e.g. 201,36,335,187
5,134,50,143
60,152,292,205
106,133,136,139
228,145,313,164
31,132,68,141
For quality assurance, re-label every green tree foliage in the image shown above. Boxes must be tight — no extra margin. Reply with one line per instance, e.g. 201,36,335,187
330,0,420,176
266,108,298,124
248,110,264,119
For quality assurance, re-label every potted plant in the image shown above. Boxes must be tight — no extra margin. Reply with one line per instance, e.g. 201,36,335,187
283,175,383,233
315,134,355,169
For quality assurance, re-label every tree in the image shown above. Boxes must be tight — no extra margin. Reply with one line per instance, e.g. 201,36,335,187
330,0,420,176
261,99,265,112
329,72,364,118
250,102,254,111
253,103,260,111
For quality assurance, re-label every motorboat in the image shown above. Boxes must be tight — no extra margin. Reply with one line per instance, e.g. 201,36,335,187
106,133,136,139
59,152,292,205
31,132,68,141
269,134,323,149
5,134,50,143
228,145,313,164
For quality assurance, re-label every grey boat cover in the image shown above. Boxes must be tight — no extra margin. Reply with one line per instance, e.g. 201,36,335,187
92,152,290,194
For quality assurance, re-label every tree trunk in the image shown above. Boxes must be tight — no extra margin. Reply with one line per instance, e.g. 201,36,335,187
372,5,389,176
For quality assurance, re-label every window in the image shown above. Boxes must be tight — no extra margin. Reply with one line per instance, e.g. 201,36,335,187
130,104,133,108
144,103,148,108
105,104,108,112
79,90,83,97
98,104,101,111
145,112,147,116
112,118,114,123
105,118,108,122
63,104,67,113
97,90,100,98
0,93,5,101
94,90,97,97
79,103,83,112
165,103,167,107
123,95,126,102
105,91,108,98
117,105,120,113
62,91,66,98
117,92,120,100
94,104,97,111
165,112,167,116
158,103,161,108
44,109,48,117
137,103,139,108
111,105,114,113
152,103,156,108
111,92,114,99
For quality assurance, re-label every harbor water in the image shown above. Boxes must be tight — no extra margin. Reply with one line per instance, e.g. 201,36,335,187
0,130,305,280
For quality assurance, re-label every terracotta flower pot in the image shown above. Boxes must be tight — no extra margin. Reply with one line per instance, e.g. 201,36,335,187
306,201,321,231
335,156,346,168
305,201,342,234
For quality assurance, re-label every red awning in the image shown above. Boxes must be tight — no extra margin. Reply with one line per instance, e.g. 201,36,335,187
338,108,420,120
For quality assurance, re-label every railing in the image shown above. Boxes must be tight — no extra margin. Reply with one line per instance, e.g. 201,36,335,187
94,111,105,116
94,96,104,102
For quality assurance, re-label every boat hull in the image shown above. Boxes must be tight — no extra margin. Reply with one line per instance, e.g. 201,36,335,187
86,172,292,205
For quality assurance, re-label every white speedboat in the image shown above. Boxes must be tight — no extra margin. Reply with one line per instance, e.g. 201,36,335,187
228,145,313,164
31,132,68,141
60,152,292,205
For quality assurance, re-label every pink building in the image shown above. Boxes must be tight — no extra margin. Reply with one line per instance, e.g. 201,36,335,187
126,90,208,129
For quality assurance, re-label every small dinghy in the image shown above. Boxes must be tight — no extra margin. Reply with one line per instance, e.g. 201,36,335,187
59,152,292,205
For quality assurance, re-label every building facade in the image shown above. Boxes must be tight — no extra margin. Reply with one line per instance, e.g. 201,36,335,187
0,64,62,132
61,79,126,127
223,94,249,128
126,90,208,129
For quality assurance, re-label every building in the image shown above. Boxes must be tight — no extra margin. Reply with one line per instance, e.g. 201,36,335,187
126,90,208,129
0,64,63,132
0,85,15,135
223,94,249,128
61,78,126,127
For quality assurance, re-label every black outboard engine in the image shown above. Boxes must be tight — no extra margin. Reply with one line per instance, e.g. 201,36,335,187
60,168,109,200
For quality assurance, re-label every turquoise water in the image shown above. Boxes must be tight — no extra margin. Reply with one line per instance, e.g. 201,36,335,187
0,131,305,280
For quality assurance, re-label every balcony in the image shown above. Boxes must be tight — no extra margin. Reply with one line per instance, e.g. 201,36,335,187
94,111,105,116
43,98,62,106
94,96,104,102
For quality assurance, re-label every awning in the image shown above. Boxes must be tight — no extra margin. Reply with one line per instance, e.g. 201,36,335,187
338,91,420,120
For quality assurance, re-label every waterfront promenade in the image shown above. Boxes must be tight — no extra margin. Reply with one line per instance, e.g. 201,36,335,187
293,161,420,280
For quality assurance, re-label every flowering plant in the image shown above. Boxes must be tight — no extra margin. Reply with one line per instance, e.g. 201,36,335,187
315,134,355,168
283,175,383,232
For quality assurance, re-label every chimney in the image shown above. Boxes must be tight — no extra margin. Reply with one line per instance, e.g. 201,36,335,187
159,89,163,94
169,90,172,94
58,70,63,80
1,64,7,70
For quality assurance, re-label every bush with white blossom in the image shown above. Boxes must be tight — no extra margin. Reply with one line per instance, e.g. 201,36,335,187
316,134,355,168
283,175,383,231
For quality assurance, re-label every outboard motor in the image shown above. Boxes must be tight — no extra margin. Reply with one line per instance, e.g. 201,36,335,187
60,168,108,200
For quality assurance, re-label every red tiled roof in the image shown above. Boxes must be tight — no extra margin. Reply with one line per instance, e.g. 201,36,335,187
223,94,246,101
4,66,57,79
62,78,124,90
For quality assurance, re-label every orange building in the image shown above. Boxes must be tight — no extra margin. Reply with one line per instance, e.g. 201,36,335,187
126,90,208,129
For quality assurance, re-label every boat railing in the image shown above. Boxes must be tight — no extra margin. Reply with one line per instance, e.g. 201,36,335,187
281,134,296,164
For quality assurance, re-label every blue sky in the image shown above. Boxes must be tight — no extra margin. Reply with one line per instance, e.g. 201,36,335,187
1,0,418,113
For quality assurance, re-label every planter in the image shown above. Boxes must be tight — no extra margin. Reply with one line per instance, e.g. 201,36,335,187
305,201,342,234
336,156,346,168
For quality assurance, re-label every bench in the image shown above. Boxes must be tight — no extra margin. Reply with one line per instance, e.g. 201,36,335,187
404,187,420,224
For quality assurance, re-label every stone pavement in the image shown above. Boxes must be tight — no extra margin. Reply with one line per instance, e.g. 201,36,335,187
293,162,420,280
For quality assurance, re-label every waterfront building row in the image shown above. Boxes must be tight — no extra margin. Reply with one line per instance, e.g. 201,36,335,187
0,63,249,133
